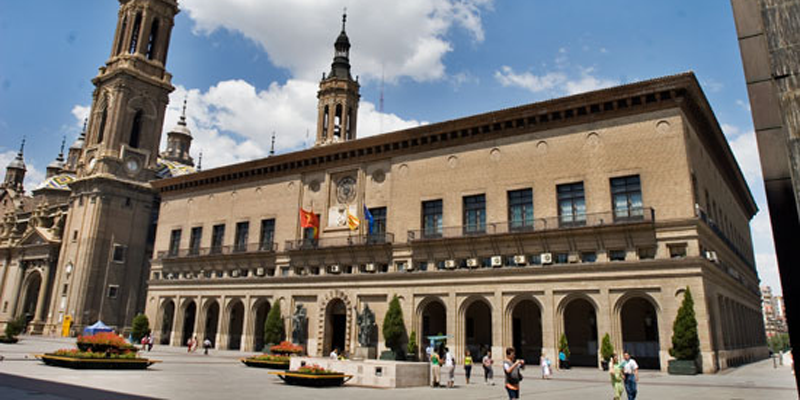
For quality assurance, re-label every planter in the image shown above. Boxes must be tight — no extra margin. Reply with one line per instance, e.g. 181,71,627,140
37,354,159,370
0,336,19,344
269,371,352,387
240,357,290,370
76,343,136,353
668,359,698,375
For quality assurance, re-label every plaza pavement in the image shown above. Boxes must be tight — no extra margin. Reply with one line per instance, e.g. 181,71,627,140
0,336,796,400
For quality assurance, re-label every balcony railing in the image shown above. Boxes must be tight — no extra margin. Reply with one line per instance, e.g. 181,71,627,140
408,208,654,241
159,242,278,259
697,209,755,271
285,233,394,251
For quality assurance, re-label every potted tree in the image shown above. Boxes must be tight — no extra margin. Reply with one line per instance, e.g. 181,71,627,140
381,295,407,360
131,314,150,344
263,300,285,351
668,287,700,375
558,333,570,369
406,331,418,361
600,333,614,371
0,315,25,344
38,332,158,369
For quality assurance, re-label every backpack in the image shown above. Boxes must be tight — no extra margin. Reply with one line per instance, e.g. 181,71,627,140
505,361,523,384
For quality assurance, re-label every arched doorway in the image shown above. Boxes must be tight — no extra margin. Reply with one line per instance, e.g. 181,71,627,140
464,299,492,361
181,301,196,346
324,298,347,355
204,301,220,347
253,300,271,351
227,300,245,350
420,300,447,352
563,298,598,367
511,299,542,365
160,300,175,345
621,297,660,369
20,272,42,324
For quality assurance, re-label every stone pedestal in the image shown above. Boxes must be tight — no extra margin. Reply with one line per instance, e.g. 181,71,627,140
291,357,429,388
354,346,377,360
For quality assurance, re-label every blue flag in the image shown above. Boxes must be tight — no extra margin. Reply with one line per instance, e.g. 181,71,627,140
364,205,375,235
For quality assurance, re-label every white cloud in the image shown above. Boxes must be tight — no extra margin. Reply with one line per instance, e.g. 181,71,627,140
564,67,619,95
736,99,751,112
726,126,762,184
494,65,617,97
71,105,90,125
756,252,783,295
181,0,493,82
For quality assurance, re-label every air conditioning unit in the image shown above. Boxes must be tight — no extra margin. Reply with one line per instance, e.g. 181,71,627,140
256,267,265,276
513,255,527,265
445,259,457,269
466,258,480,268
568,253,580,263
705,251,719,263
365,263,376,272
330,264,341,274
405,263,414,271
490,256,503,267
231,270,240,277
540,252,553,265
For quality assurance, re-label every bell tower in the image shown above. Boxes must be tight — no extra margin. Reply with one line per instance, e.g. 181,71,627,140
316,12,360,146
45,0,179,335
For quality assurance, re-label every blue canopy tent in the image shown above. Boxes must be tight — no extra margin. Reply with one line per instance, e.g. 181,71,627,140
83,321,113,336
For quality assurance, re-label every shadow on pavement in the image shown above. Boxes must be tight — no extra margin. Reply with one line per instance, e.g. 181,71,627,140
0,372,160,400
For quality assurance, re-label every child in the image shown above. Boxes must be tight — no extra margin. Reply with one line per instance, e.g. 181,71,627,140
464,350,473,384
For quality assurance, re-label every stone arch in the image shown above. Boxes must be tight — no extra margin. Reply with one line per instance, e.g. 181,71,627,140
615,292,661,369
459,295,493,361
226,299,245,350
202,299,220,347
179,299,197,346
505,294,543,365
126,95,157,119
251,298,271,351
558,293,599,367
19,269,43,323
417,296,447,352
157,298,175,345
317,290,353,356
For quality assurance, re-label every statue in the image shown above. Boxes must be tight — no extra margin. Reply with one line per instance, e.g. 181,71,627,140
356,304,376,347
291,304,307,344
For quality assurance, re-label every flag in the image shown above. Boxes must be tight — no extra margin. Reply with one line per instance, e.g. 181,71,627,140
299,208,319,239
363,205,375,235
347,209,360,231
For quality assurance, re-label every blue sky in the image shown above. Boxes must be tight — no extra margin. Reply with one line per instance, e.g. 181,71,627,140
0,1,782,294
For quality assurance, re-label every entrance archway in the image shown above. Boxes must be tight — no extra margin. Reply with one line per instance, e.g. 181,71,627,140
204,301,220,347
464,299,492,361
20,272,42,324
621,297,660,369
563,298,598,367
252,300,271,351
420,299,447,352
324,298,347,355
511,299,542,365
181,301,196,346
227,300,245,350
160,300,175,345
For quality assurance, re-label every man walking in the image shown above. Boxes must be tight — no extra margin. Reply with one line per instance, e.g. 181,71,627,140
622,352,639,400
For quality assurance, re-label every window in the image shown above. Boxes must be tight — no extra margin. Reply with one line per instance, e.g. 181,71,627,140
611,175,643,220
234,221,249,252
463,194,486,234
422,200,443,238
129,13,142,54
368,207,387,235
259,219,275,251
129,110,143,148
168,229,181,257
146,18,159,60
301,214,319,248
112,244,126,263
581,252,597,263
72,230,78,242
609,249,626,261
189,227,202,255
508,189,534,231
62,284,69,295
107,285,119,299
97,104,107,144
669,243,687,258
116,16,128,55
211,224,225,254
554,253,569,264
638,246,656,260
557,182,586,227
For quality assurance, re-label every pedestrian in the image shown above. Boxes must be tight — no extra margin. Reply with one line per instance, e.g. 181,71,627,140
609,354,624,400
186,336,194,353
558,349,566,370
330,348,338,359
203,337,212,355
147,333,154,352
443,347,456,388
464,349,473,384
430,350,441,387
141,335,149,351
622,351,639,400
483,349,495,385
191,335,199,352
540,351,552,379
426,343,434,362
503,347,524,399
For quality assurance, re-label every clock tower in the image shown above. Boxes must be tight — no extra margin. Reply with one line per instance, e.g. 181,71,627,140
45,0,179,334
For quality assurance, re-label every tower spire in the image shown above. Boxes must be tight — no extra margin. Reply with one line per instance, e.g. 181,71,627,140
197,151,203,171
342,8,347,32
270,132,276,156
179,95,188,126
18,137,25,158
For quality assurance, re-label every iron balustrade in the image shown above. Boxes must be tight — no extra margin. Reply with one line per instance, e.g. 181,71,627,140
158,241,277,259
408,207,654,241
284,233,394,251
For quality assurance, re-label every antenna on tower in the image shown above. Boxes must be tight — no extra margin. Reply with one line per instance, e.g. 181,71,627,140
197,150,203,171
270,131,276,156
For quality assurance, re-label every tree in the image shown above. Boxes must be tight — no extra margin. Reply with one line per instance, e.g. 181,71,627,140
131,313,150,342
264,301,285,346
768,333,791,353
4,315,26,339
407,330,417,355
601,333,614,362
558,333,570,359
383,295,407,354
669,287,700,361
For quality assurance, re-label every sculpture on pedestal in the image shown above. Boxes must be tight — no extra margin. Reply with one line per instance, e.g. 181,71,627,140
291,305,307,345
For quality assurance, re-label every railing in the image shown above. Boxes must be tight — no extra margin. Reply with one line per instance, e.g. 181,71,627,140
158,242,278,259
285,233,394,251
408,208,654,241
697,209,755,271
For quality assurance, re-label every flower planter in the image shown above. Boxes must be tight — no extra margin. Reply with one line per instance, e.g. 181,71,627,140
0,336,19,344
667,359,698,375
240,357,290,370
269,371,352,387
37,354,159,370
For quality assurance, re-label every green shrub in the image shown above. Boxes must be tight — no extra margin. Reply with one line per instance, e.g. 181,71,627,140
4,315,26,339
558,333,570,359
407,331,417,355
264,300,285,345
382,295,407,353
669,287,700,361
768,333,791,353
131,314,150,342
601,333,614,362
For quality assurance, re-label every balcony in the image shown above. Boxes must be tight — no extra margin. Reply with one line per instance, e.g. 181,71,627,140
697,209,755,271
408,208,654,241
158,242,278,260
285,233,394,251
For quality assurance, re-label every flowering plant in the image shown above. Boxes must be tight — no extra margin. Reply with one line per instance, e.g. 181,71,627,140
270,341,303,355
76,332,137,353
296,364,340,375
52,348,138,359
251,354,290,363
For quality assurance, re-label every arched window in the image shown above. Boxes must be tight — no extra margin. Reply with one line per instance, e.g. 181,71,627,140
146,19,159,60
334,104,343,138
346,107,353,140
97,106,108,144
129,110,143,149
129,13,142,54
322,105,329,139
116,16,128,55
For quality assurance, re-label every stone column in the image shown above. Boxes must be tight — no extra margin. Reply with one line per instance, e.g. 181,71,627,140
597,288,611,369
448,292,458,360
216,295,227,349
170,295,182,346
241,295,252,352
491,290,503,364
33,267,50,322
541,290,556,363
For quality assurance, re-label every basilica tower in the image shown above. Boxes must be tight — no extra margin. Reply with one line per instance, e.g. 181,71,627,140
316,13,360,146
45,0,179,334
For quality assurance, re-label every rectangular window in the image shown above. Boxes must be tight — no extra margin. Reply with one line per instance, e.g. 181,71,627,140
554,253,569,264
234,221,249,252
367,207,387,243
508,188,534,231
581,252,597,263
168,229,181,257
669,243,687,258
211,224,225,254
259,219,275,251
638,246,656,260
611,175,643,220
463,194,486,234
609,249,626,261
302,214,319,248
422,200,443,238
189,227,202,255
557,182,586,227
107,285,119,299
112,244,126,263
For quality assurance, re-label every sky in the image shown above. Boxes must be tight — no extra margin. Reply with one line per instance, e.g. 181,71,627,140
0,1,783,294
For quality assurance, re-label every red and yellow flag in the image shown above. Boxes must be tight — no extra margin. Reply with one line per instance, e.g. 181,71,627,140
347,209,360,231
299,208,319,239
